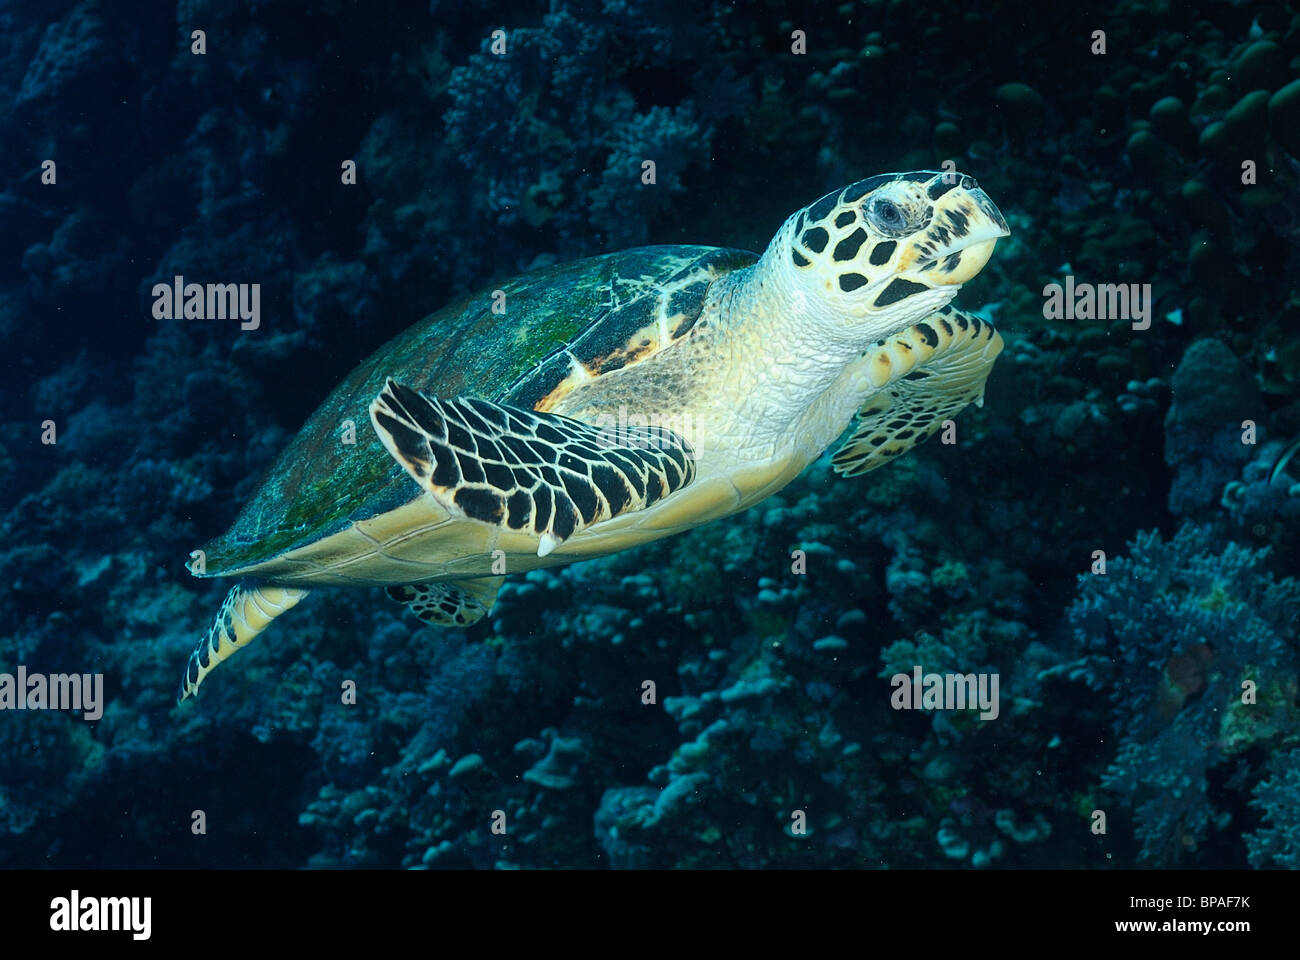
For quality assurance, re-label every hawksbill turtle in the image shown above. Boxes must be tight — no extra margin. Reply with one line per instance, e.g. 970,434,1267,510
179,171,1009,702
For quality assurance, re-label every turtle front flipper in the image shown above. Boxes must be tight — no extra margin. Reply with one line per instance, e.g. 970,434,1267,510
177,582,309,703
832,306,1003,477
368,379,696,557
386,575,504,627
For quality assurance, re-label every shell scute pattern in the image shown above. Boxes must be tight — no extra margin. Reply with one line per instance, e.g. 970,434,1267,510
198,247,738,573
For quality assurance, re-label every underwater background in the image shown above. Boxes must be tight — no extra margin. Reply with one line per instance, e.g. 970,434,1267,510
2,0,1299,869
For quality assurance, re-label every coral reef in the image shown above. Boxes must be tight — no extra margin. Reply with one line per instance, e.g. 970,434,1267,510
1068,525,1300,864
1,0,1298,870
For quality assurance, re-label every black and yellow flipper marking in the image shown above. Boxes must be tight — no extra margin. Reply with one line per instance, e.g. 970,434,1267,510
369,379,696,557
177,582,309,703
386,575,504,627
833,306,1003,477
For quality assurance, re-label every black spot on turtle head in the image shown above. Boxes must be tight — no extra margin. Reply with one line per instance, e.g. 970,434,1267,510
941,252,963,273
873,278,931,308
915,322,939,348
806,190,839,223
839,273,869,292
868,240,897,266
927,224,952,247
945,208,970,237
801,227,829,254
792,249,810,268
834,211,856,228
840,175,894,204
928,178,961,200
832,227,868,262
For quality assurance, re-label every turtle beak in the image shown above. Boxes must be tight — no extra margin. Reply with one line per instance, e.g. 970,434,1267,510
903,184,1011,285
934,236,1000,285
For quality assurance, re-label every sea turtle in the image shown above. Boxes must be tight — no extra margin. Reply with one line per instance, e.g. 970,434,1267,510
179,170,1010,702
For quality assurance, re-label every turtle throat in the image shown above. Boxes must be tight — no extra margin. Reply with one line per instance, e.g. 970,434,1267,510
707,258,905,458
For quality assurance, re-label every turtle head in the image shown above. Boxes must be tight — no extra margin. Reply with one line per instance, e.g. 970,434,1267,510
772,171,1010,342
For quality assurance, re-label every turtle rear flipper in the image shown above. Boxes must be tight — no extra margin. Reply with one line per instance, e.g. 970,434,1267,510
387,576,504,627
369,379,696,557
832,307,1003,477
177,582,309,703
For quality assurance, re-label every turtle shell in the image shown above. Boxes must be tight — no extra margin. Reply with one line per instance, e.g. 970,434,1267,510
198,244,757,574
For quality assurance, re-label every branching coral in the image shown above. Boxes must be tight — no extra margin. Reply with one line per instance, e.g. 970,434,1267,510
1069,524,1300,864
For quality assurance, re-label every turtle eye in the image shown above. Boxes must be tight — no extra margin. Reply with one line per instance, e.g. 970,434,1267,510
866,197,907,233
